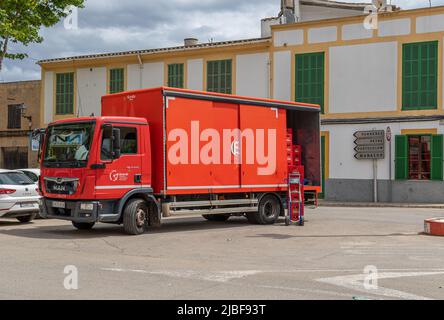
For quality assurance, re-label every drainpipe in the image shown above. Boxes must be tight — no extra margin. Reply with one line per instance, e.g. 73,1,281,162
267,58,272,99
137,54,143,89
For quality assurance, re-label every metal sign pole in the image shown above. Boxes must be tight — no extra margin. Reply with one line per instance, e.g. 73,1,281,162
386,126,392,203
373,159,378,203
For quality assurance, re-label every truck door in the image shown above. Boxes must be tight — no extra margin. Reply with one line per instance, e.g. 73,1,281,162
95,124,143,199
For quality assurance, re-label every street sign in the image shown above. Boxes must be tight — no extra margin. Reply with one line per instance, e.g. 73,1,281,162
386,126,392,141
354,145,384,153
354,137,384,146
354,130,385,160
353,130,384,139
354,152,385,160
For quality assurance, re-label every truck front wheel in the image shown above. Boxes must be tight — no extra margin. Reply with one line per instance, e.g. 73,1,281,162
72,222,95,230
247,194,281,225
123,198,148,235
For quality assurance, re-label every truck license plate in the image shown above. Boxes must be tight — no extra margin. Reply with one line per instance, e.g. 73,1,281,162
52,201,65,209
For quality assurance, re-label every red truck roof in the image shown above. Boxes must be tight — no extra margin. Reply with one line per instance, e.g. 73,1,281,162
48,116,148,126
103,87,321,112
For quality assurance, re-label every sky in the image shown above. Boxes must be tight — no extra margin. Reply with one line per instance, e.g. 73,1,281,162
1,0,443,82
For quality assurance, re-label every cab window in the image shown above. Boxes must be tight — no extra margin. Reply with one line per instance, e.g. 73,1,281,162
119,127,137,154
100,126,137,161
100,126,113,161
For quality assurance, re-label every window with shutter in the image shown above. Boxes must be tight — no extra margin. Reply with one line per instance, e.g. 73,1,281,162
402,41,438,110
109,68,125,94
295,52,325,114
168,64,184,88
56,73,74,115
395,135,408,180
431,134,443,181
206,59,232,94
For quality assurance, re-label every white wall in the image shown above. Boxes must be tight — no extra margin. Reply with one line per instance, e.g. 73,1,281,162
187,59,203,91
301,5,365,22
323,121,443,180
236,53,269,98
273,50,291,101
76,67,107,117
329,42,398,114
43,71,54,124
128,62,164,90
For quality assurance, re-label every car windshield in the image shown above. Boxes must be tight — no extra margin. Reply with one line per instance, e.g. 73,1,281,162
0,172,35,185
43,122,95,168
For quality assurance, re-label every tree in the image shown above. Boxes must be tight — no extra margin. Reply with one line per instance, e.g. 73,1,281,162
0,0,84,71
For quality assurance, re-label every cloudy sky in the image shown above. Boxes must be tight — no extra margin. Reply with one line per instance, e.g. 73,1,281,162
1,0,443,82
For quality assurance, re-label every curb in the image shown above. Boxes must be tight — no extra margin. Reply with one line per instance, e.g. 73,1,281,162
424,218,444,236
318,202,444,209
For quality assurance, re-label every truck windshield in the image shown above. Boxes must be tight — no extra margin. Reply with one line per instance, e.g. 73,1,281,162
43,122,95,168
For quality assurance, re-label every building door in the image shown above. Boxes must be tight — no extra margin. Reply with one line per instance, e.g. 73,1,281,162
2,147,28,169
319,136,326,199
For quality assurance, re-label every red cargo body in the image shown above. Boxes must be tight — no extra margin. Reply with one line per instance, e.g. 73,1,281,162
101,87,320,196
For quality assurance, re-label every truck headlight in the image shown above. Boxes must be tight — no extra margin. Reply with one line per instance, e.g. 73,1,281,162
80,203,94,211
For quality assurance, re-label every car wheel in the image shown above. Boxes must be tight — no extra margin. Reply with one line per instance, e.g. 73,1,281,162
72,222,95,230
123,198,148,235
16,213,36,223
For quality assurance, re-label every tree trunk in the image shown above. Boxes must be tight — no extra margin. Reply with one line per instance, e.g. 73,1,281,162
0,37,9,72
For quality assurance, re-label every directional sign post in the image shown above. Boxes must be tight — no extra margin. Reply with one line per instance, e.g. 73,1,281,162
353,130,385,160
353,130,386,203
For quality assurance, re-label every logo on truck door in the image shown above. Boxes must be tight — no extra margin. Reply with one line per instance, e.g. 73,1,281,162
109,170,129,182
168,121,276,176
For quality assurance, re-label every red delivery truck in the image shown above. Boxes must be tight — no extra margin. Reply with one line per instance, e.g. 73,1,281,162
39,87,321,235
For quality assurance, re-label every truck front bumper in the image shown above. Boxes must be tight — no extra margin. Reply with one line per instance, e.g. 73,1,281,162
40,198,120,223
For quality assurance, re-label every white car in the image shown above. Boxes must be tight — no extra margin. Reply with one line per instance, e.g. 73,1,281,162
0,169,41,223
17,169,40,183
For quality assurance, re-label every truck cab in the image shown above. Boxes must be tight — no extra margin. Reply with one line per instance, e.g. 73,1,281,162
40,116,159,233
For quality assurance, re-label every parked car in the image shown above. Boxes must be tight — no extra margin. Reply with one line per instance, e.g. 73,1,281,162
0,170,41,223
17,169,40,183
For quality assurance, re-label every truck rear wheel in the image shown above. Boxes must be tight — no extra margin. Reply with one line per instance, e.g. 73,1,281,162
202,214,230,222
123,198,148,235
247,195,281,225
72,222,95,230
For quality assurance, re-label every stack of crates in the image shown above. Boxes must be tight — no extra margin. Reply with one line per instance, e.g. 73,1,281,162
286,129,305,225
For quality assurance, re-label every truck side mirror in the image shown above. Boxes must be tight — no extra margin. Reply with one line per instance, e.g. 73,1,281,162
112,128,121,159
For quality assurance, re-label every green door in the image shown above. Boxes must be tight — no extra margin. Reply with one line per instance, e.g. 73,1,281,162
319,136,326,199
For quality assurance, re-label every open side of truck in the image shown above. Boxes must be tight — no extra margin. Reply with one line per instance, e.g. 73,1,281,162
39,87,321,235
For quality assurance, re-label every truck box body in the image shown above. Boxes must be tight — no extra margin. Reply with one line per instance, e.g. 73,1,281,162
101,87,321,196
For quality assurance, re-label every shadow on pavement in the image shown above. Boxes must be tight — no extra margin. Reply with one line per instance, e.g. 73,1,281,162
0,216,255,240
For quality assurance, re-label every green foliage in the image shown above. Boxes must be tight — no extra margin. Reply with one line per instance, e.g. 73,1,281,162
0,0,84,69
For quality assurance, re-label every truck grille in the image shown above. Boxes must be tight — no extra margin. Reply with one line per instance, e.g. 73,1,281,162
44,177,79,195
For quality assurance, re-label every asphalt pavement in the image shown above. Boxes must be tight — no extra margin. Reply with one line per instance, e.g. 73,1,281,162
0,206,443,300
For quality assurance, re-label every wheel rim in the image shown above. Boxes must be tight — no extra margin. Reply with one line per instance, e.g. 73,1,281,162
264,201,276,218
136,207,146,227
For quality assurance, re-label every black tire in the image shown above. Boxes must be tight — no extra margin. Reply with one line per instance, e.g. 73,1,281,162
123,198,148,235
16,213,36,223
247,195,281,225
202,214,230,222
72,221,95,230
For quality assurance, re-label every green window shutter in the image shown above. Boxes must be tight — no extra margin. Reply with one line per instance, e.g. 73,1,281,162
402,41,438,110
168,64,184,88
395,135,408,180
295,52,324,114
109,68,124,94
431,134,443,181
56,72,74,115
207,59,232,94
